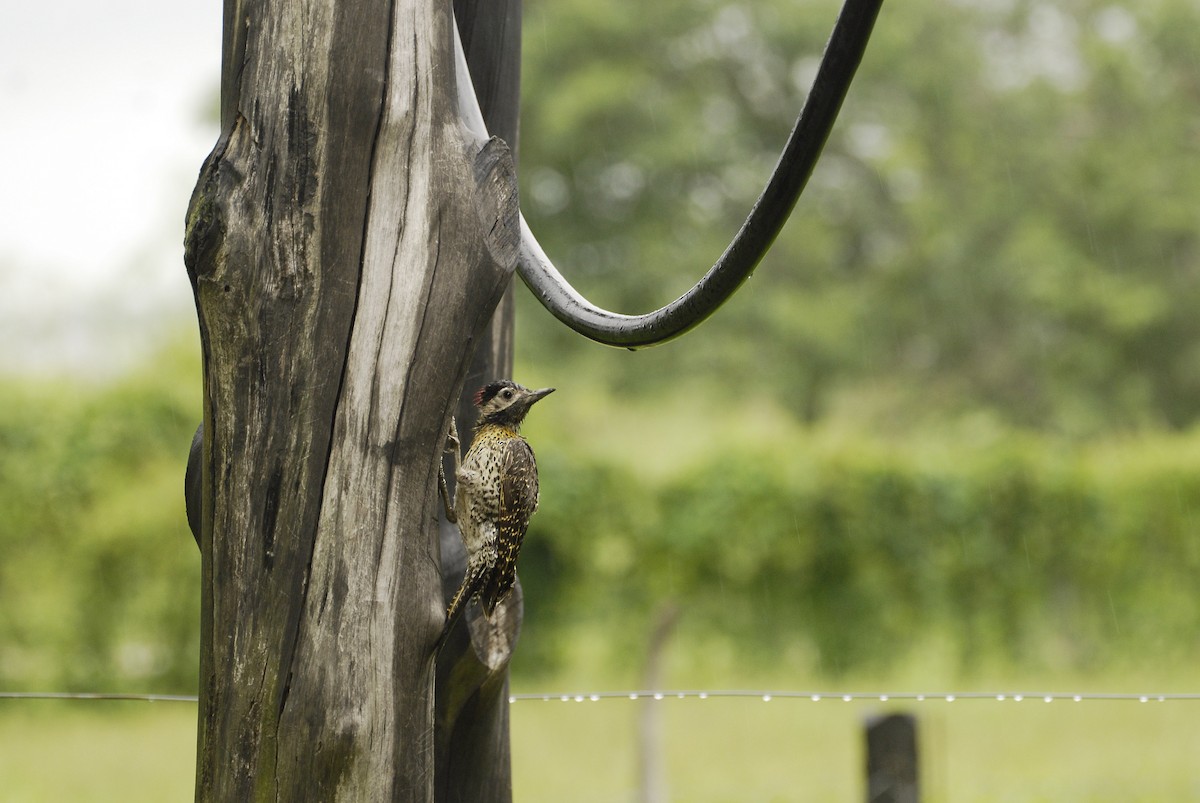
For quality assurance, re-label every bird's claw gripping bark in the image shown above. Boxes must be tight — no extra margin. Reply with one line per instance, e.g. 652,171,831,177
439,416,461,523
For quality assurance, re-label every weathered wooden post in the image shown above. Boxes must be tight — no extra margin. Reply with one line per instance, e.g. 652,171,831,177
865,713,919,803
637,603,681,803
184,0,518,797
434,2,525,801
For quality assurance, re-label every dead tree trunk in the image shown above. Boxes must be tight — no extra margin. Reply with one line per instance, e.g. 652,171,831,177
434,2,524,801
183,0,519,798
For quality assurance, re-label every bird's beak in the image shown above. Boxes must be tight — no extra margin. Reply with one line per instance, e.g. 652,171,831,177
528,387,556,404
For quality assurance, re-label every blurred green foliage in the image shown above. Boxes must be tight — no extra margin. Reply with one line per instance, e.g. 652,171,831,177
4,0,1200,692
0,340,201,692
517,420,1200,679
5,352,1199,690
513,0,1200,679
518,0,1200,434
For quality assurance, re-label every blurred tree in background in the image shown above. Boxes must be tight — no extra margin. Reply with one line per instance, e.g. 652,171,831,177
518,0,1200,435
3,0,1199,691
0,340,200,692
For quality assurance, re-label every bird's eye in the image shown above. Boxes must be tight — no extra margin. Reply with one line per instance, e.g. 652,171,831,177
501,390,513,399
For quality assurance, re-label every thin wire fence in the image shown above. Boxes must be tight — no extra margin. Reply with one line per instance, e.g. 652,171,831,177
0,692,198,703
4,689,1200,705
508,690,1200,703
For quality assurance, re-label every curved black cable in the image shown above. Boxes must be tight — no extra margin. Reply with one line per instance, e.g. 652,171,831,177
516,0,884,349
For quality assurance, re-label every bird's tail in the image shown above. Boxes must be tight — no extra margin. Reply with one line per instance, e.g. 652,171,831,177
480,570,516,617
446,561,487,624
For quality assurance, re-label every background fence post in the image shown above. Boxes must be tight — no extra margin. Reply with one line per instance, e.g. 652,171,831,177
865,712,919,803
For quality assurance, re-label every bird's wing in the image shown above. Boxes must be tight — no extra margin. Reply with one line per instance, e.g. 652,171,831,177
501,438,539,519
481,438,538,614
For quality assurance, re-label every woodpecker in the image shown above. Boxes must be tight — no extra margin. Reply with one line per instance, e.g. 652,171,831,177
442,380,555,625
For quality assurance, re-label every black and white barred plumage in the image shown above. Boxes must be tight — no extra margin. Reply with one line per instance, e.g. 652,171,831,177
443,380,554,623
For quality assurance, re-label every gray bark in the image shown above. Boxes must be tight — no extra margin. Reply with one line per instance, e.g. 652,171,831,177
435,2,524,800
183,0,519,798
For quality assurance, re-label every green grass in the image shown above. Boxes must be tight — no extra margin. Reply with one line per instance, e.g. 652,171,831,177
0,703,195,802
512,693,1200,801
3,678,1199,801
505,632,1200,800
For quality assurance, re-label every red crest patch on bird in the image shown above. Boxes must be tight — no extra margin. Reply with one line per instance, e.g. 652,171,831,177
474,380,516,408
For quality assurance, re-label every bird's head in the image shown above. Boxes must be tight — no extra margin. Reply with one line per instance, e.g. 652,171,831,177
473,380,555,429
